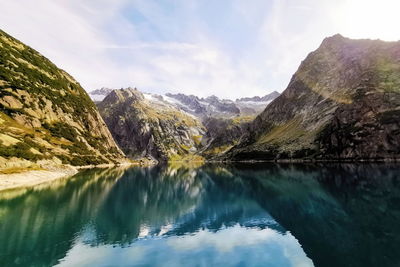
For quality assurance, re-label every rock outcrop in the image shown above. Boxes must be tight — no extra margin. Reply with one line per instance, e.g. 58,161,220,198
226,35,400,161
0,29,125,169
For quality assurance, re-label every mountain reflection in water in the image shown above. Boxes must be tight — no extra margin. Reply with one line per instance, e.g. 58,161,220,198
0,163,399,267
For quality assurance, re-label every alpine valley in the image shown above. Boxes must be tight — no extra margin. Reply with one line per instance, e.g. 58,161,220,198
2,1,400,266
93,88,279,162
0,28,399,177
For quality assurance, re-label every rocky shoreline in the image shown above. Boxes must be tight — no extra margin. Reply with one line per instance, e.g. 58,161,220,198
0,166,77,192
0,161,143,192
1,157,399,192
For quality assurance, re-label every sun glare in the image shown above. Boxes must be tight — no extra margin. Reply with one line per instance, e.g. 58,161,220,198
339,0,400,41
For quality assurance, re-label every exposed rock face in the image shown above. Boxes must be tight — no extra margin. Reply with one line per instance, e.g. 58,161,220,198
227,34,400,161
164,93,208,116
98,88,205,161
0,30,125,167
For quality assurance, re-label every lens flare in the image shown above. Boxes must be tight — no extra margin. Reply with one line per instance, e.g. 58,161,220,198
338,0,400,41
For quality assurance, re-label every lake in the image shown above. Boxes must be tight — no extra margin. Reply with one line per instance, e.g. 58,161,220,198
0,163,399,267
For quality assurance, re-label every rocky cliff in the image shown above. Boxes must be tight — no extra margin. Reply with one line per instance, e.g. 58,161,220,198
226,35,400,161
0,29,125,170
98,88,205,162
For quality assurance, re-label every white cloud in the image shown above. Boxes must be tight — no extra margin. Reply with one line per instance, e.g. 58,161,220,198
0,0,129,89
167,225,276,252
1,0,398,99
0,0,278,99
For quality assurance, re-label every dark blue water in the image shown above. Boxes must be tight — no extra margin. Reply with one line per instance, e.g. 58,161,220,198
0,163,399,266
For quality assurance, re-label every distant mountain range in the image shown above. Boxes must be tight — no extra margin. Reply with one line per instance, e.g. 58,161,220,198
90,88,279,118
89,88,114,102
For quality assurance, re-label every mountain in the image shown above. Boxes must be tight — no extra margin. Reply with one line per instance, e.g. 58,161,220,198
0,29,125,170
226,34,400,161
235,91,281,116
94,89,278,161
98,88,205,162
163,92,280,157
89,88,114,102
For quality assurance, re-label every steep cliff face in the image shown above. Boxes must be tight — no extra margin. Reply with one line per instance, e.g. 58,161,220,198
98,88,205,161
0,30,125,169
227,35,400,161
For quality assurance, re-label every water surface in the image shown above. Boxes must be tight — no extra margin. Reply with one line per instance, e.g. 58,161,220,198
0,163,399,266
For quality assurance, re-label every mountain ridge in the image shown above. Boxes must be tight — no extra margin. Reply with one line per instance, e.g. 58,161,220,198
90,89,279,118
225,34,400,161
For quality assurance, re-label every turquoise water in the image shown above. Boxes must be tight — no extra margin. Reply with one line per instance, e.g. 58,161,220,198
0,163,399,266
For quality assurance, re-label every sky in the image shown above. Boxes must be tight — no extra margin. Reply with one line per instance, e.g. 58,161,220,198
1,0,399,99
